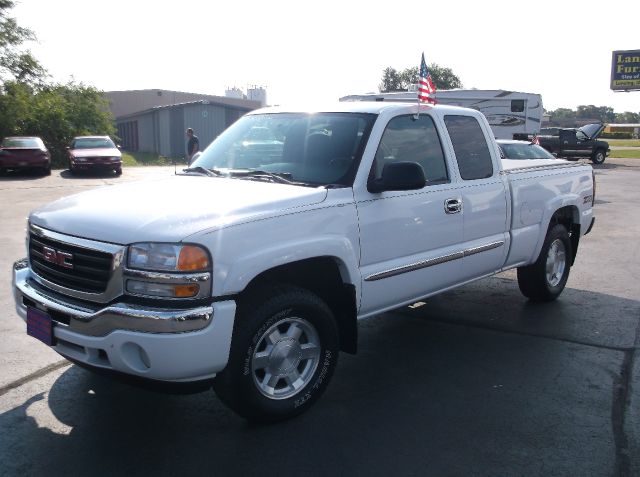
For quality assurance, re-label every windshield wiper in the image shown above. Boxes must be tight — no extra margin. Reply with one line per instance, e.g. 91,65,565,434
228,169,302,185
181,166,222,177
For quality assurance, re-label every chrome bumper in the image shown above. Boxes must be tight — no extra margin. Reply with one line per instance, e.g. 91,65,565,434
13,258,214,337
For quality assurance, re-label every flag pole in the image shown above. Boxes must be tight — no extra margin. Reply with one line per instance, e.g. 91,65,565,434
416,52,422,120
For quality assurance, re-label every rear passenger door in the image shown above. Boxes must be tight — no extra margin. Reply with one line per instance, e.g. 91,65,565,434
355,114,467,316
443,114,509,281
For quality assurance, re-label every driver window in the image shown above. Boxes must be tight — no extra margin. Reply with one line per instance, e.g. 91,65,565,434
372,115,449,185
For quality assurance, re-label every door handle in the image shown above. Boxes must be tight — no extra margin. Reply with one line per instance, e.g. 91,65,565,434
444,198,462,214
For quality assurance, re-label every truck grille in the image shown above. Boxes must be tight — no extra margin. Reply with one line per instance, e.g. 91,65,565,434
29,233,113,293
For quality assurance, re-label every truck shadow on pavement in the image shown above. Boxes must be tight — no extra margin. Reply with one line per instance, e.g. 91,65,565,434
1,277,638,476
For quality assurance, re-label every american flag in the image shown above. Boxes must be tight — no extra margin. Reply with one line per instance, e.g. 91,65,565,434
418,53,437,104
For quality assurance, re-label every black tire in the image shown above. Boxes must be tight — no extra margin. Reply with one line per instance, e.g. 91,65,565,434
591,149,606,165
68,161,76,175
214,285,339,423
115,166,122,176
42,166,51,176
517,224,572,302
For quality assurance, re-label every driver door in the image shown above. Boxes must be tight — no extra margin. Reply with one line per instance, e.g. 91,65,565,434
355,113,466,315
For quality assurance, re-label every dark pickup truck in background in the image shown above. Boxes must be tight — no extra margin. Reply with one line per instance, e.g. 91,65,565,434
534,123,610,164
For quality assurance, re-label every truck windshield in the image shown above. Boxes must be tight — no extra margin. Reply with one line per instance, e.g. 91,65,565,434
191,112,376,186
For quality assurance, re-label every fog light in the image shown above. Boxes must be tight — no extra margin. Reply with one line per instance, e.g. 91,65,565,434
126,280,200,298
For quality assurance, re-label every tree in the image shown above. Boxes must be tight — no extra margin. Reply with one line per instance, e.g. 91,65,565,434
0,0,46,86
576,105,616,123
379,63,463,92
0,1,115,168
379,67,402,92
0,81,116,167
549,108,576,122
614,111,640,123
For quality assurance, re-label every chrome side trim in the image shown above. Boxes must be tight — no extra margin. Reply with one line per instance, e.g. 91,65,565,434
364,241,504,282
463,241,504,257
500,162,583,174
365,251,464,282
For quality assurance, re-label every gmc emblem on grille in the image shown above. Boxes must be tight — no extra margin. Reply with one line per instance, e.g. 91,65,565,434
42,246,74,269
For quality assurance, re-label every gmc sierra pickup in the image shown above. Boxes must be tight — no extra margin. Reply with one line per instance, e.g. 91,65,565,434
13,102,595,422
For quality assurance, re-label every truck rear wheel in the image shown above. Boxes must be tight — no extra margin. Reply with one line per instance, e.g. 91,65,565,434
214,285,339,423
591,149,606,165
517,224,572,302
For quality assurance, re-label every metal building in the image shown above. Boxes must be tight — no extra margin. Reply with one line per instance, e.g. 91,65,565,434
115,98,260,157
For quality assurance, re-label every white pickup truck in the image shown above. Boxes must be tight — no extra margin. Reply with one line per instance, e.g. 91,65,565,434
13,102,595,422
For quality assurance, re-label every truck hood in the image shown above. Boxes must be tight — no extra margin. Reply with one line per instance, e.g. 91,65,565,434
29,175,328,244
578,123,605,140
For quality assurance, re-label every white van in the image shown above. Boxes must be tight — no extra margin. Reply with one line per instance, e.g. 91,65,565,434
340,88,543,140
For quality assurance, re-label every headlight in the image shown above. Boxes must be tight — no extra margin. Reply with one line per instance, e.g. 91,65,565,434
110,156,120,161
125,243,211,299
128,243,210,272
74,157,86,162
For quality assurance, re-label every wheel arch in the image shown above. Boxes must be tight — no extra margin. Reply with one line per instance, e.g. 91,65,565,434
536,205,581,266
239,256,358,354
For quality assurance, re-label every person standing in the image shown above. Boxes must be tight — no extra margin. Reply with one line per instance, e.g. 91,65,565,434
186,128,200,165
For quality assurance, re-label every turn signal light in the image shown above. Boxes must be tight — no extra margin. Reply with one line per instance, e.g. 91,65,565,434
177,246,210,271
174,284,200,297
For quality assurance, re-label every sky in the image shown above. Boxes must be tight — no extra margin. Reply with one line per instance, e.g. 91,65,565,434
12,0,640,113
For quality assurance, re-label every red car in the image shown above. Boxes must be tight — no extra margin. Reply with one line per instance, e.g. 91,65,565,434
0,136,51,175
68,136,122,176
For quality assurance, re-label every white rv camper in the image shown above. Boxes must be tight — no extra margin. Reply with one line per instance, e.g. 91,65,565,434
340,89,543,140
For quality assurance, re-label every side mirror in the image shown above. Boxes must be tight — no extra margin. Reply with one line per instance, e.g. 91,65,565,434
368,161,426,193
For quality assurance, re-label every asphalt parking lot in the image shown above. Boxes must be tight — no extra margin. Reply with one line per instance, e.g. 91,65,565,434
1,160,638,476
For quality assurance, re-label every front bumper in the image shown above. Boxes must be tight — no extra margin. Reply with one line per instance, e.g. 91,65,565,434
13,259,236,382
71,161,121,171
0,158,50,169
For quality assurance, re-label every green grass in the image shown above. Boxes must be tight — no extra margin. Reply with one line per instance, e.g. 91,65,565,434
607,139,640,147
609,149,640,159
121,151,179,167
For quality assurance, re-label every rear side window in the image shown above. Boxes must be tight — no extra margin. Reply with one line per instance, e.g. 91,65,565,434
444,115,494,180
372,114,449,185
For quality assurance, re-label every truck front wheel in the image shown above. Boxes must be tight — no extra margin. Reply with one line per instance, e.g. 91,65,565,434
214,285,339,423
591,149,606,164
517,224,572,302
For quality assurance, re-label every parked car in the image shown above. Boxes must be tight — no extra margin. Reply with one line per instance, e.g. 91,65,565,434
0,136,51,175
535,123,610,164
68,136,122,175
497,139,560,160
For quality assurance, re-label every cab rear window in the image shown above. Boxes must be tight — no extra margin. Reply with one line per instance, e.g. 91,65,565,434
444,115,494,180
